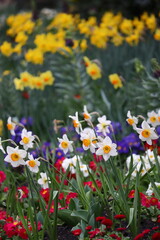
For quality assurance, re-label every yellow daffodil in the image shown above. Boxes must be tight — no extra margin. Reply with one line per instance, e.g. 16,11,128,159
86,63,102,80
109,74,123,89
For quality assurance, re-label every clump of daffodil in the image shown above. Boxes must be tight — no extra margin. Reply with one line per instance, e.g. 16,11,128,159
15,31,28,45
83,56,102,80
86,62,102,80
6,12,35,37
40,71,55,86
14,71,55,91
0,41,13,57
34,31,66,54
109,73,123,89
47,13,75,30
25,48,44,65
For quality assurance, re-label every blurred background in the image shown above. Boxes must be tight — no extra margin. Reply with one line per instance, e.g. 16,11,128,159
1,0,160,17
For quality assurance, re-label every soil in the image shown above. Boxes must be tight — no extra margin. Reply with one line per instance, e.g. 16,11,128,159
57,225,78,240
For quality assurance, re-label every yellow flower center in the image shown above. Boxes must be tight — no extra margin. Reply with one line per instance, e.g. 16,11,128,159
22,137,29,144
69,163,74,167
83,113,90,119
150,116,157,122
22,78,28,82
11,153,20,161
92,139,97,144
28,160,36,168
13,221,18,226
103,145,111,154
73,120,79,128
37,82,42,86
127,118,134,125
141,129,151,138
83,139,91,147
61,141,68,148
112,79,118,85
44,77,49,82
90,70,96,75
102,123,107,128
7,123,13,130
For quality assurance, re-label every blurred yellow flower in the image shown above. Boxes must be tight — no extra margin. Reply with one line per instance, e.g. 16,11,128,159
40,71,55,86
15,32,28,45
86,63,102,80
109,74,123,89
25,48,44,64
0,41,13,57
154,29,160,40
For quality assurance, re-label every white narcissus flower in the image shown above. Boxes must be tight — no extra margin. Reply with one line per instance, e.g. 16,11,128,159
97,115,111,135
126,111,138,129
69,112,82,134
26,153,40,173
62,155,81,174
79,164,89,177
4,146,27,167
0,137,5,154
126,154,144,169
80,128,97,153
58,134,73,154
147,111,159,127
7,117,16,136
146,182,160,196
20,128,35,150
96,136,117,161
83,105,91,121
131,162,151,177
38,172,50,189
135,121,158,145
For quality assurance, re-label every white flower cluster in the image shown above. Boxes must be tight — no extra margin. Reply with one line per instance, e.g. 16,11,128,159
62,155,89,177
57,106,118,176
126,110,160,145
126,149,160,177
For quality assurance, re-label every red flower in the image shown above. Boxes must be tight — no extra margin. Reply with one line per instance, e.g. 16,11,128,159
74,94,81,99
17,186,29,199
40,188,50,203
85,225,92,230
116,227,127,231
152,232,160,240
88,228,100,238
128,190,135,198
89,161,97,171
152,227,159,230
150,197,159,206
22,91,30,99
133,233,144,240
58,192,64,200
110,234,121,239
0,210,6,220
96,216,106,221
141,196,151,208
142,229,151,235
3,187,9,192
101,218,113,227
0,171,6,183
71,229,82,236
66,192,78,204
114,214,126,219
18,228,28,239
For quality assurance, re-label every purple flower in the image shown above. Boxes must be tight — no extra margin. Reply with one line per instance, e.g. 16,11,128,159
20,117,33,126
11,126,22,144
55,148,65,159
